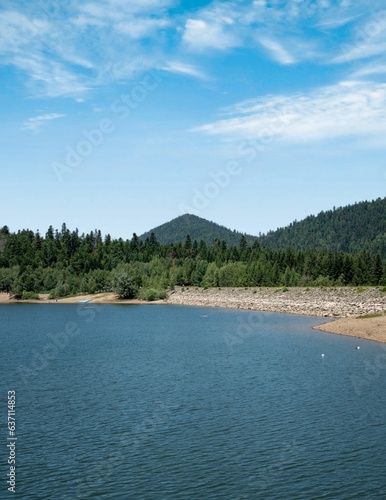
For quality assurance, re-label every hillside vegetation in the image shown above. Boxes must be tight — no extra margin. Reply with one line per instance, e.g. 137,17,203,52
139,214,257,246
258,197,386,258
140,198,386,259
0,223,385,300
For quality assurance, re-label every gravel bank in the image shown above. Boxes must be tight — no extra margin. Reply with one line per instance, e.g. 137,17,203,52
167,287,386,318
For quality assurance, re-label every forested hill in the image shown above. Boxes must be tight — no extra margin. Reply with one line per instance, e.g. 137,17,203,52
0,220,385,300
258,197,386,258
139,214,257,246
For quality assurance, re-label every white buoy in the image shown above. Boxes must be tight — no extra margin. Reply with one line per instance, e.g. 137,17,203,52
321,354,325,357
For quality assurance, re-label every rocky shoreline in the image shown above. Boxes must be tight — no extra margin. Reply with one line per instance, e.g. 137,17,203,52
166,286,386,318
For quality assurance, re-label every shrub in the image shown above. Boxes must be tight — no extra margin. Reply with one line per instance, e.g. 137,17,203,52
21,291,39,300
112,272,138,299
356,313,384,319
313,276,334,287
138,288,166,301
50,282,70,299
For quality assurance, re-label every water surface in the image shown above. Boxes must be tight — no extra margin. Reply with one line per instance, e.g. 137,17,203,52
1,304,386,499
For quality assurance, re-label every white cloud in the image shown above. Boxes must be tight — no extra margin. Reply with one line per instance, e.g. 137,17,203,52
162,61,207,79
258,37,296,65
116,18,171,39
333,41,386,64
0,1,175,98
77,0,173,25
0,10,50,52
193,81,386,145
183,18,238,51
351,62,386,78
13,54,91,97
329,8,386,63
21,113,65,131
181,0,386,67
3,0,386,98
100,0,173,14
316,14,360,29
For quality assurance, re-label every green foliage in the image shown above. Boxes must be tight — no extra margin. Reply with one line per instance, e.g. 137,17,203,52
218,262,248,287
50,282,71,299
313,275,335,287
21,291,39,300
259,197,386,258
0,267,19,293
202,262,220,288
138,288,167,301
356,313,384,319
0,220,385,297
139,213,256,246
112,272,138,299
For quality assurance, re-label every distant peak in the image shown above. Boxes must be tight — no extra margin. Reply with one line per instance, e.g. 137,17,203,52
139,214,257,246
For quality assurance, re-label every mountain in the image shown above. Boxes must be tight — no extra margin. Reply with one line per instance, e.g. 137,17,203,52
139,197,386,257
139,214,257,246
258,197,386,258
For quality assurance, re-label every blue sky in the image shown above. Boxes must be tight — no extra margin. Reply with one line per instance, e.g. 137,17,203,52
1,0,386,239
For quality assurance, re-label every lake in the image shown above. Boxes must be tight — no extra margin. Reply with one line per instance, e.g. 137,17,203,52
1,304,386,499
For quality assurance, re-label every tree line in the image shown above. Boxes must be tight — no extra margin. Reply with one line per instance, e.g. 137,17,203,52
0,224,385,300
259,197,386,258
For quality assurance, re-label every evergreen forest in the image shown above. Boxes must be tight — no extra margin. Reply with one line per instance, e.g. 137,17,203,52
0,223,385,300
258,197,386,257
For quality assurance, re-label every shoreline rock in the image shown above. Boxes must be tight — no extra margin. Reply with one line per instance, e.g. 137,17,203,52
166,286,386,318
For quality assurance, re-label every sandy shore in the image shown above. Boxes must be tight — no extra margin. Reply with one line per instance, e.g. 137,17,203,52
314,316,386,343
1,287,386,344
0,292,164,305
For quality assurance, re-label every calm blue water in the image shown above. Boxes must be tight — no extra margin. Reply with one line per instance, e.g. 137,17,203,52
1,304,386,499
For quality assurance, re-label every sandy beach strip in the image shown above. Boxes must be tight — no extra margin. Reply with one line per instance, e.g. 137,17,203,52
314,316,386,344
0,292,163,305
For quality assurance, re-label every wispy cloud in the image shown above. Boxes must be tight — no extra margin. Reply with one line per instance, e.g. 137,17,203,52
115,18,171,39
183,17,238,51
3,0,386,98
21,113,65,131
328,7,386,63
0,0,176,98
13,54,91,98
316,14,360,30
193,81,386,145
162,61,207,79
258,37,296,65
181,0,386,67
350,62,386,78
333,41,386,64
